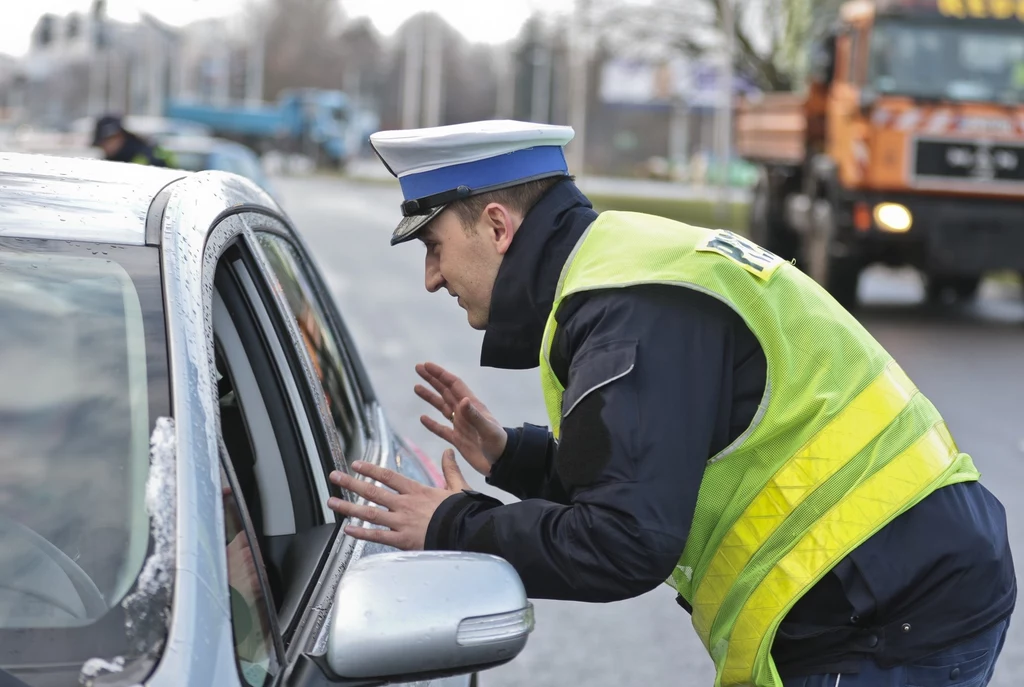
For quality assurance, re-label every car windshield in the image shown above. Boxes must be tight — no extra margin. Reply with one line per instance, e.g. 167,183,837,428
869,19,1024,103
0,238,172,685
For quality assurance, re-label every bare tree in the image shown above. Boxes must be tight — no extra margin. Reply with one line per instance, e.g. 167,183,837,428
259,0,346,98
597,0,846,91
337,17,384,100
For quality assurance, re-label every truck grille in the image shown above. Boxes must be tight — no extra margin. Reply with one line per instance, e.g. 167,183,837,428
913,138,1024,185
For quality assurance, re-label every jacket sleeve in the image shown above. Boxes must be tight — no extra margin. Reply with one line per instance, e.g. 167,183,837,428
484,424,571,504
424,286,737,602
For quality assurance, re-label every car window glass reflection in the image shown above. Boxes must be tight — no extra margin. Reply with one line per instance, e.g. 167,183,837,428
256,233,363,462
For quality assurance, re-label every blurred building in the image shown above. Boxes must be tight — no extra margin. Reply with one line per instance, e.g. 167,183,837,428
4,7,256,131
1,4,760,178
7,9,181,129
592,56,760,178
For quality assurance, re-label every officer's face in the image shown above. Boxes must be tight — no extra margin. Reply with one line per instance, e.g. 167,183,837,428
419,203,520,330
98,132,125,158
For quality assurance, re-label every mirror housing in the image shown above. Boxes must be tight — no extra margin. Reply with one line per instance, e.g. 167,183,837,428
296,551,532,686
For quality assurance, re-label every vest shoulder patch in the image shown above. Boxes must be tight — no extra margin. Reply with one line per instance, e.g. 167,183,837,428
695,230,785,280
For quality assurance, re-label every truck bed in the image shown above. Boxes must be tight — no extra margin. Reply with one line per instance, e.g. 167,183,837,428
164,100,292,139
735,92,807,166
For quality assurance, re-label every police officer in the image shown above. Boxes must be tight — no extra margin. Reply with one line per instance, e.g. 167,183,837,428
325,121,1015,686
92,114,176,168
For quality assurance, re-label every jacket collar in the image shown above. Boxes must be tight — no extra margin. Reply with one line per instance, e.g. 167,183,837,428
480,179,597,370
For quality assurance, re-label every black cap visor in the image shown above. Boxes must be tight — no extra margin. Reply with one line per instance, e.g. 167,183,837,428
390,204,447,246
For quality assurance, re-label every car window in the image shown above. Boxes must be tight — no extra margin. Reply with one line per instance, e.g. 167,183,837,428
221,459,279,687
256,232,366,464
0,238,172,681
210,239,341,645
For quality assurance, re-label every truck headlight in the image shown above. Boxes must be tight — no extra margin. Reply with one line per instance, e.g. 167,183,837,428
873,203,913,233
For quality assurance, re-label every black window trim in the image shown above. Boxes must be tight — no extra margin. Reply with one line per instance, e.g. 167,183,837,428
218,436,286,683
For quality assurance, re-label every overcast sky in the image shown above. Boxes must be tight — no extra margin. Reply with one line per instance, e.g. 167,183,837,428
1,0,576,56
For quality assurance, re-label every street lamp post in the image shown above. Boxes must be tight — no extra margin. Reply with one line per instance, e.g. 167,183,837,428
402,19,424,129
423,17,444,128
246,13,265,105
716,0,735,224
530,26,551,124
88,0,107,116
568,0,590,176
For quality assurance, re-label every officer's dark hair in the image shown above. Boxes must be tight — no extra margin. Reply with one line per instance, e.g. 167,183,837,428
449,176,571,230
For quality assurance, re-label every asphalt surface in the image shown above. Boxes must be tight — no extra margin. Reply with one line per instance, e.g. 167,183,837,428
272,174,1024,687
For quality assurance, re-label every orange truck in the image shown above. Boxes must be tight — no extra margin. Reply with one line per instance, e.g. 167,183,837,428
736,0,1024,306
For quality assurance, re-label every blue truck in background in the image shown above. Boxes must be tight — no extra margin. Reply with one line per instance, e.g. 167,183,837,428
164,88,378,170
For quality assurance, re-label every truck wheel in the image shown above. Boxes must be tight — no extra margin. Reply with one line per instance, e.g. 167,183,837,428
748,173,799,262
926,276,981,303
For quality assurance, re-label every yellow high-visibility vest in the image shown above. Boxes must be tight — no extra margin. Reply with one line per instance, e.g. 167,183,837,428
538,212,980,687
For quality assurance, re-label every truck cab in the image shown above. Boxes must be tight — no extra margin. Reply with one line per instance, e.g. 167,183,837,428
738,0,1024,306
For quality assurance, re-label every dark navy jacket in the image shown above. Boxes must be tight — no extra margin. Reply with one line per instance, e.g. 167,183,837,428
423,179,1015,676
108,133,173,168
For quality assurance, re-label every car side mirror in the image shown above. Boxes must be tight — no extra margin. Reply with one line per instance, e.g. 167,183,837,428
287,551,533,687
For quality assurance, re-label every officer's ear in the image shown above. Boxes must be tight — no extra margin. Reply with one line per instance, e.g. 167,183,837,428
481,202,521,255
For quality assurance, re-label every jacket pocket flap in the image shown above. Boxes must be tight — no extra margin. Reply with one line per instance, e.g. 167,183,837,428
562,340,637,419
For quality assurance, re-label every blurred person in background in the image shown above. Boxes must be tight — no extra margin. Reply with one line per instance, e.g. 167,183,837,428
326,120,1014,687
92,114,176,168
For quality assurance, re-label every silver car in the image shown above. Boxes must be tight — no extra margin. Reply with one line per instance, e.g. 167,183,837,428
0,153,533,687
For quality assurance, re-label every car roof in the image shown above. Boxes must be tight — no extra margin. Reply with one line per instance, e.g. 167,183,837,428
0,152,187,245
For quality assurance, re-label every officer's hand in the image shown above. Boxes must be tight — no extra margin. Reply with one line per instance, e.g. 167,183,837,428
327,450,470,550
415,362,506,477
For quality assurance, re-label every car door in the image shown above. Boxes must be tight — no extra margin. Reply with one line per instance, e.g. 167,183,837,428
206,222,347,684
202,206,470,687
242,218,472,687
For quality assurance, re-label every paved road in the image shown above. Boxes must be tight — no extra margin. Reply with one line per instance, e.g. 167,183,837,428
272,174,1024,687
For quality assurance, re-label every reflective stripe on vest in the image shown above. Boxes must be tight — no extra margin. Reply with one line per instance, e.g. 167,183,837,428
690,361,918,646
718,421,960,687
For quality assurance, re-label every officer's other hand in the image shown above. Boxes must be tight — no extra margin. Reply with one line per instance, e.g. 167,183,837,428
415,362,506,477
327,450,470,550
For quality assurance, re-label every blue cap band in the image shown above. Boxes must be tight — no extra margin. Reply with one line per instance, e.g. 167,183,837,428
398,145,569,202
